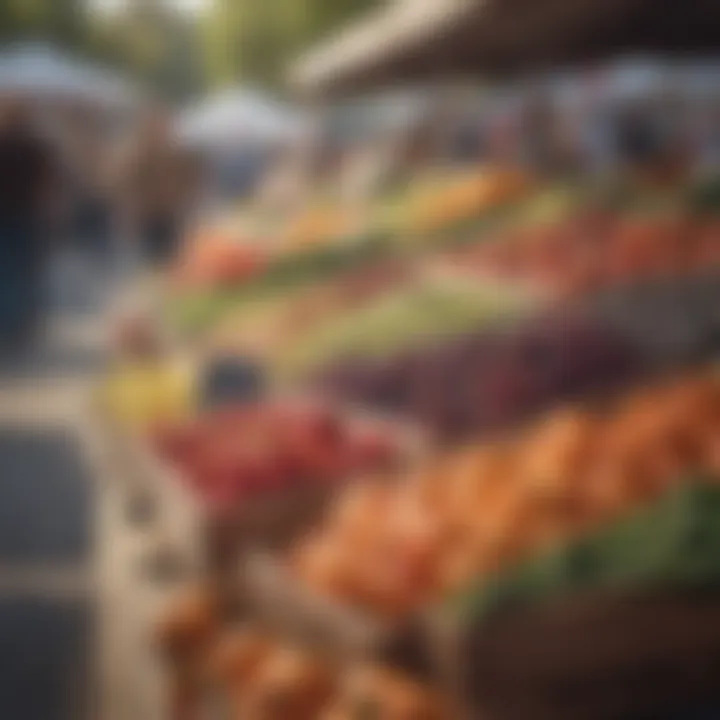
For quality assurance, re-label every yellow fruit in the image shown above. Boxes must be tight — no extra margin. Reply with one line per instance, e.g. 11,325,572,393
101,359,196,430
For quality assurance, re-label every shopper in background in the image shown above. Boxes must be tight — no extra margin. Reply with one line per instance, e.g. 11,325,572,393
696,99,720,175
522,95,559,174
117,109,201,268
72,110,115,266
445,119,485,165
0,98,57,354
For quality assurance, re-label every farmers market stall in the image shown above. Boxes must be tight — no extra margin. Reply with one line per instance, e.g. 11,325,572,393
94,3,720,719
100,162,720,720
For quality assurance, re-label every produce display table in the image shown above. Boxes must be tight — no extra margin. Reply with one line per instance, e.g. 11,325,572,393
104,192,720,719
95,3,720,712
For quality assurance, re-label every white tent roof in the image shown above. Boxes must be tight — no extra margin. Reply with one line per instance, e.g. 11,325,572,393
176,89,308,149
0,44,138,108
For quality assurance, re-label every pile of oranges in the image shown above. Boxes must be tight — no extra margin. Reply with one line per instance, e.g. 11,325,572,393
282,207,360,251
408,168,530,236
173,232,267,289
293,372,720,618
157,588,450,720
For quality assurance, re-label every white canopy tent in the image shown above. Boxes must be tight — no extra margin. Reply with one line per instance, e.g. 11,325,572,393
176,89,308,150
0,44,138,110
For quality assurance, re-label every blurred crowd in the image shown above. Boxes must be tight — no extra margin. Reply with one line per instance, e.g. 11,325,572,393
0,97,200,356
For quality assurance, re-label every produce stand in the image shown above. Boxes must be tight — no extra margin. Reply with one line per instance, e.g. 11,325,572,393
234,372,720,712
96,1,720,718
118,170,720,715
164,168,535,342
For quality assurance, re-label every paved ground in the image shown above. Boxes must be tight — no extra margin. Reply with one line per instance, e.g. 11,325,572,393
0,248,162,720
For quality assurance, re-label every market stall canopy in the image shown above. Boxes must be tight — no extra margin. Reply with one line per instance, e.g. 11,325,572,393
0,44,138,109
176,89,309,150
292,0,720,97
291,0,477,96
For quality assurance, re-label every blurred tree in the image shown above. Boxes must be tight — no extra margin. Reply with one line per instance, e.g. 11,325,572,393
301,0,384,44
89,0,204,101
203,0,382,89
0,0,377,96
0,0,87,45
0,0,203,101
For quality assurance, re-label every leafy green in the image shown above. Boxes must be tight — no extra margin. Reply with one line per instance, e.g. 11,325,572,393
277,278,527,378
446,479,720,627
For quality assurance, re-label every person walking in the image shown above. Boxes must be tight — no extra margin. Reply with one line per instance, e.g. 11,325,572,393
0,99,57,354
116,110,200,269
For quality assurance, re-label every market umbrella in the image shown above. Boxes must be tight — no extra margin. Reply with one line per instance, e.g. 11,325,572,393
176,89,308,150
0,44,138,109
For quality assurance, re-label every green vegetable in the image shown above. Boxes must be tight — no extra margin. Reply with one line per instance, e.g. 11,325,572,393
277,278,528,379
446,478,720,628
166,186,586,337
688,174,720,213
167,230,393,333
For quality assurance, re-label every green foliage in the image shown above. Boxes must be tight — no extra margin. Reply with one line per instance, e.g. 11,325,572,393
0,0,87,46
447,479,720,628
202,0,382,89
0,0,204,101
94,0,204,101
0,0,381,96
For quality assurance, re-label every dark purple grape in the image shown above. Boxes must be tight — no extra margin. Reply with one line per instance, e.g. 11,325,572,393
312,310,648,442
